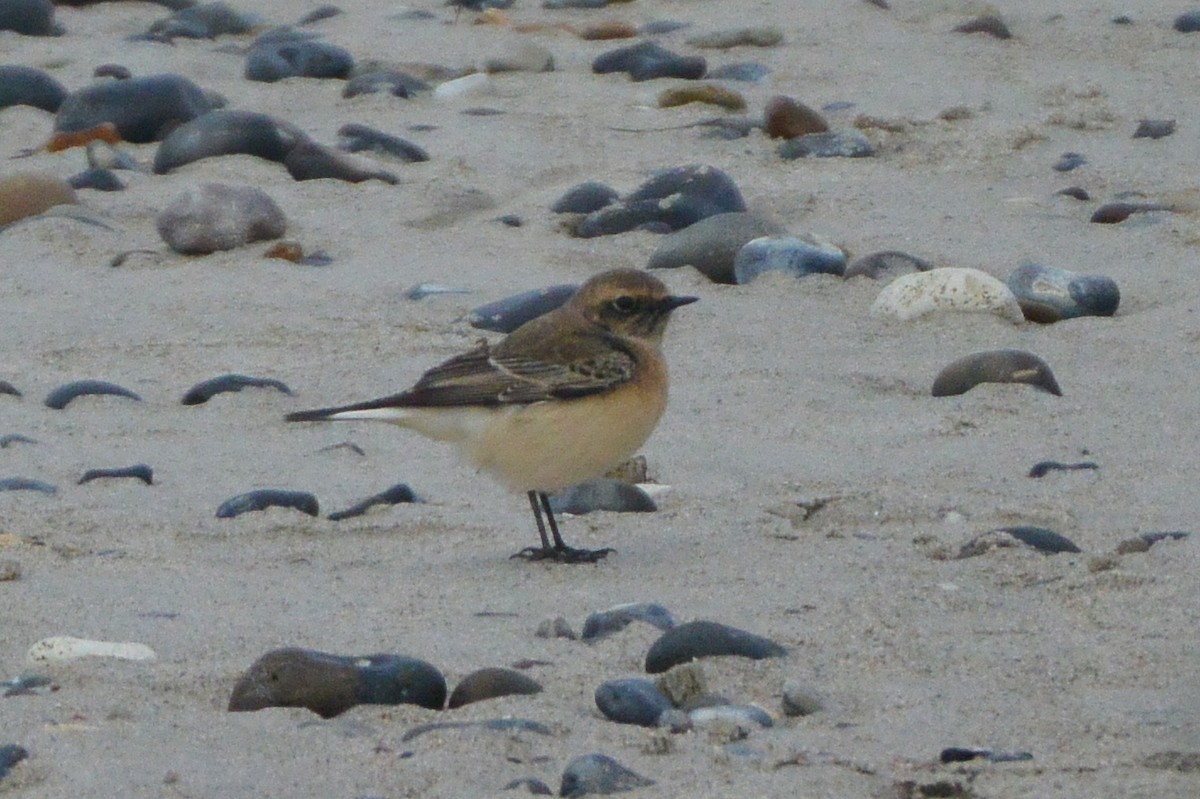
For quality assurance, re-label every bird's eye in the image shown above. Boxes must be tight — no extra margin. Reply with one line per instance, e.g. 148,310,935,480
609,296,637,314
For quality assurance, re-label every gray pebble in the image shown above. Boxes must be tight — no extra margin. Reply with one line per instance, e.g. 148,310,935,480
337,123,429,162
958,526,1081,558
68,169,124,192
595,678,673,726
245,34,354,82
646,211,784,284
645,620,786,674
733,235,845,284
0,477,56,495
78,464,153,486
781,680,824,717
931,349,1062,397
284,140,399,184
592,40,705,82
0,65,67,111
45,379,142,409
216,489,319,518
705,62,770,82
844,250,932,280
559,753,655,797
182,373,293,405
535,616,577,640
448,666,542,709
0,744,28,782
778,129,874,159
582,602,676,641
342,69,430,99
548,479,655,515
56,74,215,144
157,183,286,255
1052,152,1086,172
0,0,60,36
1006,263,1119,322
552,181,619,214
1133,119,1175,139
1175,11,1200,32
467,284,578,333
154,110,307,174
327,483,418,521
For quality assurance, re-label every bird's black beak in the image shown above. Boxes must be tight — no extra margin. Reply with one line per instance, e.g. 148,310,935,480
660,295,699,311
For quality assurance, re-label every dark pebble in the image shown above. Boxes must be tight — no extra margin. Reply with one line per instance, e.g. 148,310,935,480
503,777,553,795
844,250,932,280
327,483,418,520
45,380,142,409
592,40,705,82
640,19,690,36
0,744,28,782
93,64,132,80
0,434,37,448
0,381,20,397
551,181,619,214
548,479,656,515
1133,119,1175,139
342,69,429,99
1006,262,1120,322
941,747,1032,764
1028,460,1098,478
68,168,124,192
245,36,354,82
646,211,784,284
1056,186,1090,201
0,65,67,111
560,754,654,798
1115,531,1190,554
401,718,550,742
931,350,1062,397
582,602,676,640
595,678,674,727
762,95,828,139
0,0,61,35
447,666,542,709
1052,152,1086,172
1174,11,1200,32
216,489,319,518
496,214,522,227
1090,201,1172,224
337,123,429,162
78,464,153,485
0,477,57,494
706,62,770,82
298,4,342,25
182,373,293,405
954,14,1012,39
778,129,874,159
959,526,1081,558
284,140,399,184
228,647,447,717
148,1,258,39
645,620,786,674
56,74,215,143
154,110,307,174
467,284,578,333
575,164,745,237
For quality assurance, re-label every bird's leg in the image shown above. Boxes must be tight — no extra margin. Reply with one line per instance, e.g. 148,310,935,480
511,492,614,564
528,490,553,551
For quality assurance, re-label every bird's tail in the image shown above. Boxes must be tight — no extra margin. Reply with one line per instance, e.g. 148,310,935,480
284,395,410,423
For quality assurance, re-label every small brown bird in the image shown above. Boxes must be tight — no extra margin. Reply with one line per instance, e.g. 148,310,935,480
286,268,696,563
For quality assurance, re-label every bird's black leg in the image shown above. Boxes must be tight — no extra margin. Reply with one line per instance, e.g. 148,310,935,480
511,491,614,564
528,490,553,551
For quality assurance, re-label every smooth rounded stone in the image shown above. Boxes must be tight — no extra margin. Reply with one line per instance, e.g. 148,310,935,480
552,181,619,214
228,648,447,717
182,373,292,405
1116,531,1189,554
216,489,319,518
87,141,141,171
686,26,783,49
658,84,745,111
869,268,1025,323
26,635,156,664
954,13,1012,39
844,250,932,280
157,183,286,254
78,464,153,485
1056,186,1090,201
44,379,141,409
689,704,773,729
0,477,57,494
148,1,260,39
432,73,492,101
153,110,307,174
654,662,705,707
560,754,654,798
0,172,77,226
542,0,608,8
93,63,132,80
298,4,342,25
0,744,27,781
0,380,21,396
591,40,706,82
763,95,828,139
645,620,786,674
0,0,61,35
448,666,542,709
733,235,846,284
327,483,418,520
1133,119,1175,139
1006,263,1119,322
245,38,354,82
958,526,1081,559
0,434,38,448
467,284,578,333
482,42,554,73
582,602,676,641
615,163,746,231
342,69,430,99
283,140,398,184
706,62,769,82
1052,151,1086,172
778,129,874,159
68,168,124,192
595,678,673,727
577,20,638,40
1090,201,1173,224
548,479,656,515
931,349,1061,397
337,123,429,163
55,74,214,143
1174,11,1200,32
535,615,578,640
1028,460,1098,478
781,680,824,717
0,65,67,111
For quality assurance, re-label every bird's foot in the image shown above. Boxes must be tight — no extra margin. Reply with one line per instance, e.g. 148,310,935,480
511,545,615,564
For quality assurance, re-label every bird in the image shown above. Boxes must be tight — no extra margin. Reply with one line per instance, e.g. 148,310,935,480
285,268,697,563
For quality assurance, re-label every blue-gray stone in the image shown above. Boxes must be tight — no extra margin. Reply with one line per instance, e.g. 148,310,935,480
592,41,705,81
560,754,655,797
582,602,676,640
1006,263,1119,322
154,110,307,173
733,236,845,284
467,284,578,333
1175,11,1200,32
56,74,214,143
1053,152,1086,172
705,62,770,82
647,211,785,284
645,620,786,673
552,181,619,214
778,129,874,159
548,479,655,515
595,678,673,726
0,66,67,111
246,38,354,82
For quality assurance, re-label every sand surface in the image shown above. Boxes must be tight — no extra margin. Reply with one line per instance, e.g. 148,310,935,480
2,0,1199,796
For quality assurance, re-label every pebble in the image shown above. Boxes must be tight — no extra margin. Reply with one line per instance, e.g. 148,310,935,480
1052,152,1086,172
297,4,342,25
1056,186,1090,201
0,477,57,494
342,69,430,99
1090,201,1173,224
1006,263,1119,322
78,464,154,485
591,41,706,82
93,63,132,80
763,95,828,139
447,666,542,708
157,183,287,255
781,680,824,717
0,381,19,397
401,718,550,742
283,140,398,184
44,379,141,409
337,123,429,162
147,1,259,39
433,73,491,101
733,235,846,284
181,373,293,405
153,110,307,174
686,26,783,49
559,754,655,797
0,745,28,783
954,14,1012,39
1115,531,1189,555
245,35,354,82
467,284,578,332
55,74,216,143
931,349,1062,397
26,635,156,664
580,164,746,238
658,84,746,111
582,602,675,641
689,704,773,729
482,42,554,73
0,0,61,35
0,65,67,111
640,19,690,36
576,21,637,41
844,250,932,280
327,483,418,520
595,678,674,726
705,62,770,82
1028,460,1098,478
778,129,874,159
228,648,447,717
0,172,77,227
504,777,553,795
552,182,620,214
654,662,706,707
216,489,319,518
0,561,20,581
645,212,782,283
958,526,1081,558
535,616,577,640
869,268,1025,323
940,747,1033,764
0,674,52,697
0,435,38,448
1174,11,1200,32
645,620,786,674
68,168,124,192
1133,119,1176,139
548,479,656,515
